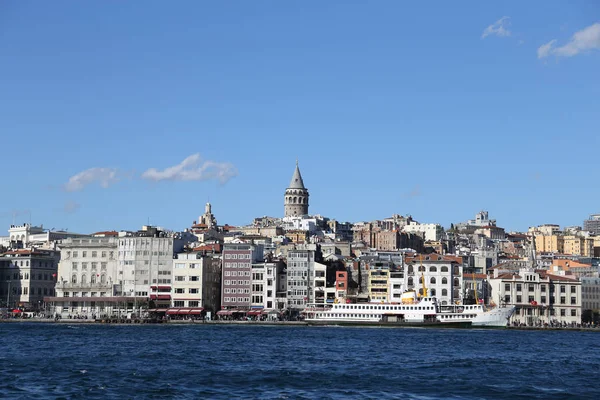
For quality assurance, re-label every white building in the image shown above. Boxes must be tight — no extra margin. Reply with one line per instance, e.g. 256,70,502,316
402,221,444,242
489,268,582,326
404,254,462,306
6,223,87,249
171,252,221,317
117,226,185,311
52,237,124,317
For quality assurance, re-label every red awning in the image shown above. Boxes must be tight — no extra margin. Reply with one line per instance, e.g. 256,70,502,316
216,310,233,315
188,308,204,314
148,308,168,313
247,310,262,316
150,295,157,300
166,308,188,315
157,295,171,300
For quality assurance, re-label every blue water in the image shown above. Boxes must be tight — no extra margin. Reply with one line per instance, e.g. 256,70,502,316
0,323,599,399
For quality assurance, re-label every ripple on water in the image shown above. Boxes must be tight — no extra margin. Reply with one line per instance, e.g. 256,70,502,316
1,324,599,399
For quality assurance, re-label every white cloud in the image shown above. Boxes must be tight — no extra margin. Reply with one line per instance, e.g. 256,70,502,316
141,153,238,184
63,200,81,214
482,17,511,39
64,167,120,192
403,185,421,199
538,22,600,59
537,40,556,59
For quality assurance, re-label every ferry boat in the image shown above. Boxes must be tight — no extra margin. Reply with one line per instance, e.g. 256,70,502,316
304,291,514,328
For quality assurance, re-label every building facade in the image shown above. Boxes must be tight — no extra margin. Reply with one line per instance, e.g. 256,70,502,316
51,237,122,317
172,252,221,316
0,249,59,311
221,243,264,310
489,268,582,326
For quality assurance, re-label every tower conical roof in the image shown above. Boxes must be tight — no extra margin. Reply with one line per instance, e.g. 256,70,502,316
288,161,306,189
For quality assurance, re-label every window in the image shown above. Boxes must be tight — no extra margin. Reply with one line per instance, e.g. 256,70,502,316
541,285,546,292
429,266,437,272
442,289,448,296
516,295,522,303
82,251,87,258
570,286,576,293
73,251,79,258
516,284,522,292
174,301,184,307
441,266,448,272
91,274,97,284
92,251,97,258
81,274,87,284
504,284,510,291
560,285,566,293
175,288,184,294
541,296,546,304
189,288,199,294
71,274,77,284
571,297,576,305
430,277,436,284
560,297,566,304
560,309,566,316
190,276,199,282
571,309,577,317
528,285,534,292
101,251,107,258
72,262,78,271
175,276,185,282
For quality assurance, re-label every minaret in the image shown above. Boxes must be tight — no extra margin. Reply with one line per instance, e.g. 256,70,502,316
284,160,309,217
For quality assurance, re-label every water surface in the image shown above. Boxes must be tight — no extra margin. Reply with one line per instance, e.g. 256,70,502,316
0,323,598,399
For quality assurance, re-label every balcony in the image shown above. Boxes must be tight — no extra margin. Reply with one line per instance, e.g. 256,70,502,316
59,282,113,290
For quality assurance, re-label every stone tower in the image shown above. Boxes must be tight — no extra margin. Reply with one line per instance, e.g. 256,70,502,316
284,161,309,217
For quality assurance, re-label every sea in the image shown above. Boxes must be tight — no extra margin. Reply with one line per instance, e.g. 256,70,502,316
0,323,599,399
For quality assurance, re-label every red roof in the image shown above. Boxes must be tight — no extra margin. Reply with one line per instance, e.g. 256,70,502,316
92,231,118,236
192,244,222,253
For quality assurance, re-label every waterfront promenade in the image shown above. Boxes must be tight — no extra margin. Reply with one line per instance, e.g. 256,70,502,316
2,317,600,331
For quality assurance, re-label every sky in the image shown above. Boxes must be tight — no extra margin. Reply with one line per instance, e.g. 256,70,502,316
0,1,599,234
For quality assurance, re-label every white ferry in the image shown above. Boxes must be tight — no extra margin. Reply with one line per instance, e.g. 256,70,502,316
304,291,514,328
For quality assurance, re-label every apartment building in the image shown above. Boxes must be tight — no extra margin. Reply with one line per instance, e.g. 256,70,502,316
220,242,264,311
171,252,221,317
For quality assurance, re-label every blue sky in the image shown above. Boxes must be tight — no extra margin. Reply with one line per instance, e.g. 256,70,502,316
0,1,599,234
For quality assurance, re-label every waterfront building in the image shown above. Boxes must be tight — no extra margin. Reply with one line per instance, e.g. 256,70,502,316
489,268,582,325
117,226,185,311
220,242,264,312
367,261,391,303
581,277,600,316
171,251,221,317
284,161,309,217
404,254,461,306
50,237,126,317
286,247,316,312
0,249,59,311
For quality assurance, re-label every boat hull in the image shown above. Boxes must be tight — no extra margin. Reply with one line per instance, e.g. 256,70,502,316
306,320,472,328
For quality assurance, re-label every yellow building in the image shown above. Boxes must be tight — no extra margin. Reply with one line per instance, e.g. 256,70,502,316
562,236,594,256
535,234,564,254
367,264,390,302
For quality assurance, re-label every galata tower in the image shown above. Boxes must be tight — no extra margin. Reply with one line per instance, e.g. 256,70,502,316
284,161,309,217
